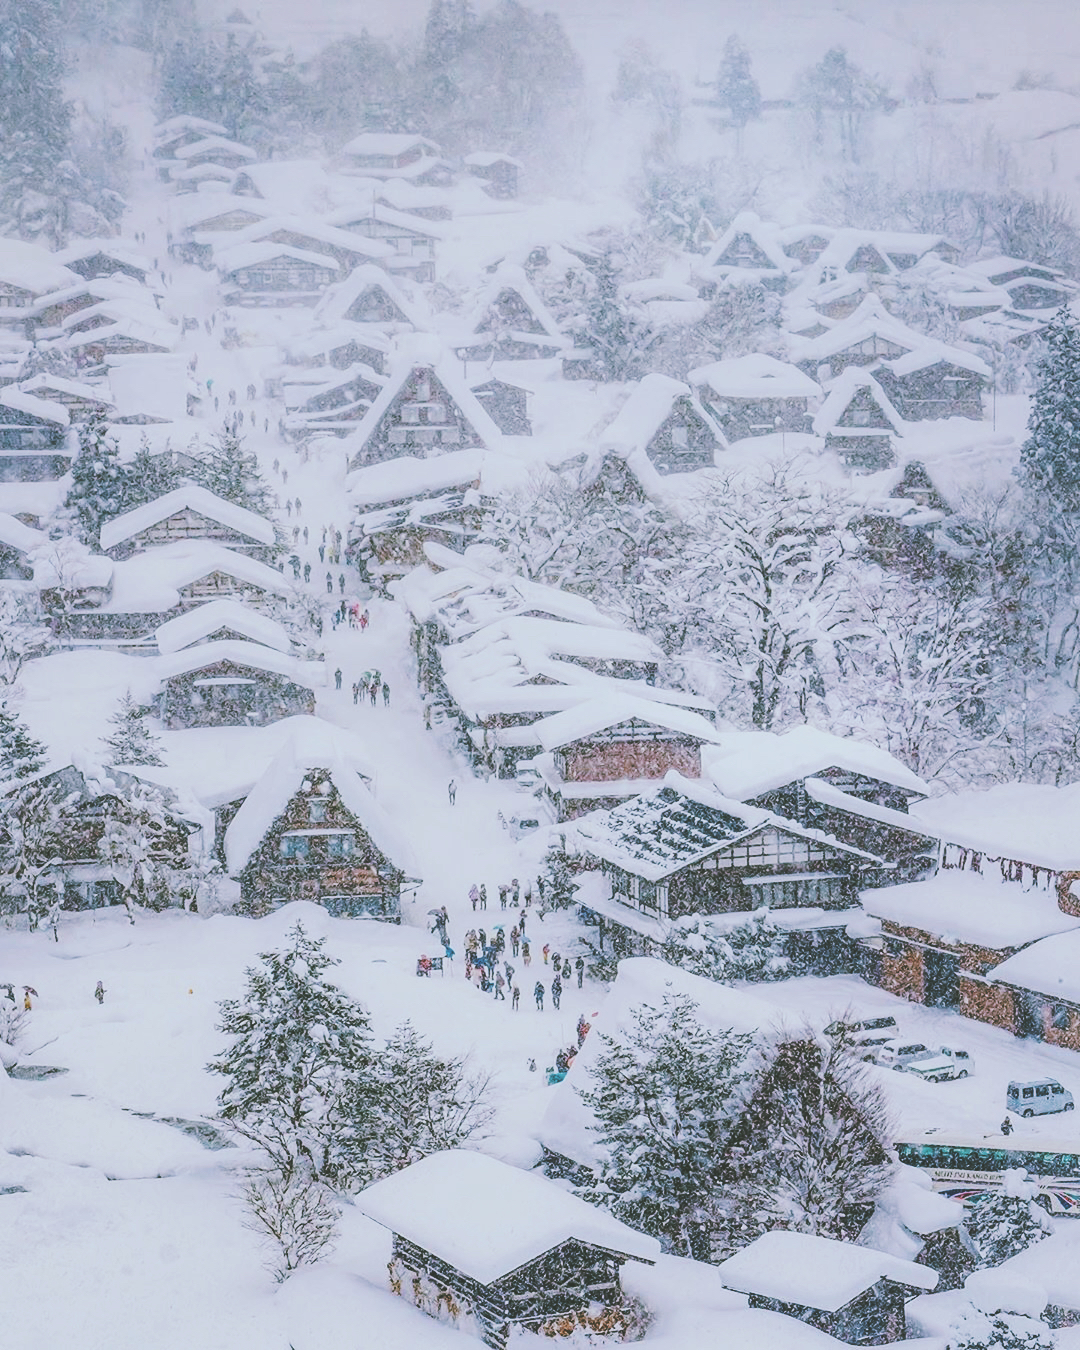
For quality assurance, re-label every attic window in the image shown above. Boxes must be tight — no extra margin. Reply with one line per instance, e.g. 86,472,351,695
309,800,328,823
852,409,871,426
671,425,688,448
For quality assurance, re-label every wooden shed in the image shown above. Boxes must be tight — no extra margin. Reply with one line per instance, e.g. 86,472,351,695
716,1231,937,1345
356,1150,658,1349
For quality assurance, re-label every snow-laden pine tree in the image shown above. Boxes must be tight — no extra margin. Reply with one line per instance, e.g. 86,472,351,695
365,1022,492,1179
1020,308,1080,509
965,1169,1051,1269
577,990,754,1258
722,1033,893,1251
97,778,176,921
0,702,46,782
0,774,72,930
122,438,182,512
65,412,127,547
715,35,761,130
102,691,164,767
195,425,273,516
207,923,379,1190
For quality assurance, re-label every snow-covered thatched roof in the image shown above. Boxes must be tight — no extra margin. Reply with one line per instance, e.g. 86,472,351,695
154,599,293,655
355,1150,659,1281
155,638,324,689
716,1231,937,1308
223,736,406,876
689,353,822,401
99,485,275,553
528,696,721,753
702,211,795,276
461,261,564,340
599,373,726,456
341,132,441,159
347,450,485,508
812,368,905,438
54,237,152,275
18,373,112,407
220,215,394,263
103,541,291,614
216,242,343,276
909,780,1080,872
313,263,432,331
0,240,79,295
173,135,257,163
704,725,929,799
788,294,925,365
105,353,192,424
0,388,69,426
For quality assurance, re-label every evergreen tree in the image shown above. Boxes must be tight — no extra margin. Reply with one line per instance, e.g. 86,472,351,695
207,924,379,1189
948,1305,1055,1350
122,438,182,512
723,1035,893,1250
0,702,47,782
365,1022,492,1178
715,35,761,129
101,691,164,767
577,991,754,1258
660,912,790,984
195,425,273,516
97,777,178,922
1019,308,1080,509
796,46,888,162
965,1170,1051,1268
65,412,128,547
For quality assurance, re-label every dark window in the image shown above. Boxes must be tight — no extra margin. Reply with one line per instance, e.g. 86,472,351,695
280,835,309,859
1052,1005,1071,1031
309,800,327,823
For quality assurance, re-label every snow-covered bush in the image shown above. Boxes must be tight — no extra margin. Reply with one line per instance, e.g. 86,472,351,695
964,1170,1051,1269
659,911,790,984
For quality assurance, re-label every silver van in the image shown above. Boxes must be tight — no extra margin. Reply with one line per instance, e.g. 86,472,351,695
1007,1078,1075,1118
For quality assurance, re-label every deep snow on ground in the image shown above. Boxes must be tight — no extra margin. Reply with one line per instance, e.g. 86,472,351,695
7,9,1080,1347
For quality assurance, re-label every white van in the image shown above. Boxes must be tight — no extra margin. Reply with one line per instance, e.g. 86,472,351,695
873,1039,934,1071
1007,1078,1075,1118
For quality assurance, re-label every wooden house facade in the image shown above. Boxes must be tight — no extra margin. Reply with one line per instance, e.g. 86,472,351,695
221,761,405,920
814,370,903,472
99,488,277,562
0,395,71,480
220,247,341,307
346,363,499,469
156,642,321,729
716,1232,937,1346
463,152,522,198
357,1151,658,1350
690,355,821,442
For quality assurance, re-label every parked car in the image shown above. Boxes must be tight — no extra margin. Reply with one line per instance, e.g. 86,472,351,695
824,1014,899,1041
1007,1078,1075,1118
873,1039,934,1071
852,1031,897,1062
508,814,542,841
935,1045,975,1076
904,1054,971,1083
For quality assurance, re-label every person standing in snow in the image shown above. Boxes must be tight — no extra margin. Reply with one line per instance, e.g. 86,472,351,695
289,555,301,580
382,682,390,707
542,944,550,965
286,499,292,518
479,883,487,910
326,572,333,593
511,986,520,1011
499,884,508,911
575,956,585,988
504,960,515,990
94,981,105,1004
551,976,562,1011
303,562,311,584
295,497,302,516
469,884,479,911
510,925,520,957
534,981,544,1010
334,668,342,690
562,959,571,982
521,940,531,967
339,574,346,594
368,680,378,707
352,682,360,705
448,779,457,805
319,543,326,563
511,878,520,907
494,972,506,1001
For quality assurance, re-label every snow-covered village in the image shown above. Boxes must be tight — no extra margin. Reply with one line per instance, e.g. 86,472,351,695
7,2,1080,1348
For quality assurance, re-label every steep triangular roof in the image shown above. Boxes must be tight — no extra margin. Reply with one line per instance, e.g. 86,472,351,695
788,294,925,365
155,638,324,688
313,263,430,330
154,599,293,655
223,737,409,875
702,211,794,275
465,262,564,340
99,485,275,553
812,367,906,437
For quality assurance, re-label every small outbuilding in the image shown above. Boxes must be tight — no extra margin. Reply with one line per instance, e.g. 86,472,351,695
155,639,323,728
716,1230,938,1345
356,1150,659,1348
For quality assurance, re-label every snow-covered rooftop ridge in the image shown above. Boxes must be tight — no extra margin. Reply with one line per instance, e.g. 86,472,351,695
0,510,46,554
325,201,447,239
314,262,432,330
966,254,1068,280
222,730,406,876
54,237,152,271
105,353,191,423
788,294,927,363
463,150,523,168
168,194,276,232
446,614,660,667
339,341,505,455
530,695,720,752
861,870,1080,951
716,1231,937,1309
216,242,343,274
704,725,929,800
346,450,485,506
909,781,1080,871
990,927,1080,1006
812,367,906,437
223,214,394,260
598,373,721,455
99,485,275,553
0,239,79,294
340,132,441,158
18,373,110,404
154,600,293,655
803,778,937,837
155,638,323,688
0,387,70,426
103,541,291,614
689,353,822,400
154,114,228,141
463,261,564,340
355,1149,659,1282
703,211,796,275
173,136,257,163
